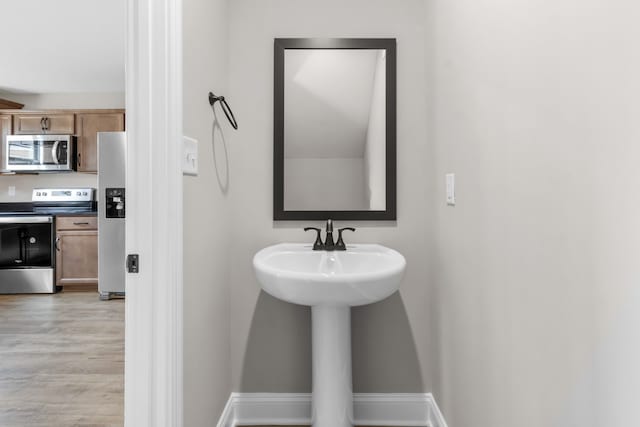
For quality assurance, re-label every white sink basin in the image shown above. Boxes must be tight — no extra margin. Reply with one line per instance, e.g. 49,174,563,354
253,242,406,427
253,243,406,307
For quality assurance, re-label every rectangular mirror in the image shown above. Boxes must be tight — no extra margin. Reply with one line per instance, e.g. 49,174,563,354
274,38,396,220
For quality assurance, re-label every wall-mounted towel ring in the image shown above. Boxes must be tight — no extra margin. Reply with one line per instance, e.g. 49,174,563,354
208,92,238,130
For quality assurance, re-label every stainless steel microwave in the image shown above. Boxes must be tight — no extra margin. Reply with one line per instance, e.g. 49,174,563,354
4,135,76,172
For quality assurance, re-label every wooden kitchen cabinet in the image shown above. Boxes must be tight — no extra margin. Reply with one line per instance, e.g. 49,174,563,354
13,112,75,135
0,114,12,142
75,111,125,172
0,115,12,170
55,216,98,291
0,108,125,173
0,98,23,109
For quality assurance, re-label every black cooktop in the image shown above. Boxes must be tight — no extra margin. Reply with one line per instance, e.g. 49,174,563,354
0,202,97,216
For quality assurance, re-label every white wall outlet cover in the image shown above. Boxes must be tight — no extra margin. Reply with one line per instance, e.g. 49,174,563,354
182,136,198,176
446,173,455,206
8,186,16,197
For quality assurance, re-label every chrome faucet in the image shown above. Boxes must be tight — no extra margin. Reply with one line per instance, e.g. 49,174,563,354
304,219,355,251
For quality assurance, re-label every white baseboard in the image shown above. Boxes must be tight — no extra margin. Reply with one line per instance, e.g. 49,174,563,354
217,392,448,427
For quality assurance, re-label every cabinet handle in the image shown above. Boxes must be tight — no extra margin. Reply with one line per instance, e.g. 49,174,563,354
40,117,46,132
55,236,60,251
73,222,90,225
78,152,81,167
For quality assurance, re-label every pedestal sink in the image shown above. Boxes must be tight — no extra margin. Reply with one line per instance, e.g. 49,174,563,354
253,243,406,427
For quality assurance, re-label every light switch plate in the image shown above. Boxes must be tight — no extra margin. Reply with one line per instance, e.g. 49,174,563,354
182,136,198,176
8,186,15,197
446,173,455,205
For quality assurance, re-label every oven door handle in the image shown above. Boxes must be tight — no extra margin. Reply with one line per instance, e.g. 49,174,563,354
52,140,60,165
0,216,53,224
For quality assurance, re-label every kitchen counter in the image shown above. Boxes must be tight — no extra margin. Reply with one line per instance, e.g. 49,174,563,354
54,212,98,217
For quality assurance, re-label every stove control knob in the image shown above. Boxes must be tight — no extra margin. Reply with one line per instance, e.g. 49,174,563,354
43,192,47,196
36,192,41,196
83,192,88,196
77,191,81,196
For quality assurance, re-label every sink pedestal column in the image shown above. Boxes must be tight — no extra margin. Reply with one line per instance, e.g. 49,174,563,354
311,305,353,427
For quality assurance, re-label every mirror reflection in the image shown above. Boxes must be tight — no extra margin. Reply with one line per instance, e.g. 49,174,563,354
283,49,387,211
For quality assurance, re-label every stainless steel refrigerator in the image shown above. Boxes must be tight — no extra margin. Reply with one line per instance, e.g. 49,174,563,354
98,131,126,300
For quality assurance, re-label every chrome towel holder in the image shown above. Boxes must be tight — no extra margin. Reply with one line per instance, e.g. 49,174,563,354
208,92,238,130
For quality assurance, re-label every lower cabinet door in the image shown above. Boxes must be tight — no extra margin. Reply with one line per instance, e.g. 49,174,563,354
55,230,98,288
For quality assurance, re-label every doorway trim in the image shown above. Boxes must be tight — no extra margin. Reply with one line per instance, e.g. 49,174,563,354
125,0,183,426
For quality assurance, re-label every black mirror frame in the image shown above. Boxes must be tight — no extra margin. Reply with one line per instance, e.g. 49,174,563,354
273,38,397,221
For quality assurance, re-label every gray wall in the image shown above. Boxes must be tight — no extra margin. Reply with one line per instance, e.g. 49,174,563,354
0,92,125,110
364,50,387,211
182,0,232,425
227,0,432,393
0,174,98,202
428,0,640,426
183,2,640,425
284,158,367,211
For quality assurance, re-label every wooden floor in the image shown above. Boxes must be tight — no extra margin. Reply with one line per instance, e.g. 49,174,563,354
0,292,124,427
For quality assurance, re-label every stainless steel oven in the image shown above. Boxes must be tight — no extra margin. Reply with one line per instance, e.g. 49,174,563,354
4,135,76,172
0,188,96,294
0,216,55,293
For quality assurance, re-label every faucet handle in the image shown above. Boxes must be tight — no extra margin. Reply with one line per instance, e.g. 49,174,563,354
304,227,323,251
335,227,356,251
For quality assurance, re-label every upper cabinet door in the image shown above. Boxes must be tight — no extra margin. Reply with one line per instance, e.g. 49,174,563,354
13,113,75,135
0,115,12,170
76,112,125,173
0,114,11,142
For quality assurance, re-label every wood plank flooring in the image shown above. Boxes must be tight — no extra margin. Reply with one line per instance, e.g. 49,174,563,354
0,292,124,427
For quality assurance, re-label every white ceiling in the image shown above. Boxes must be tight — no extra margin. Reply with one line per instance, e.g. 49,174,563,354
0,0,125,94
